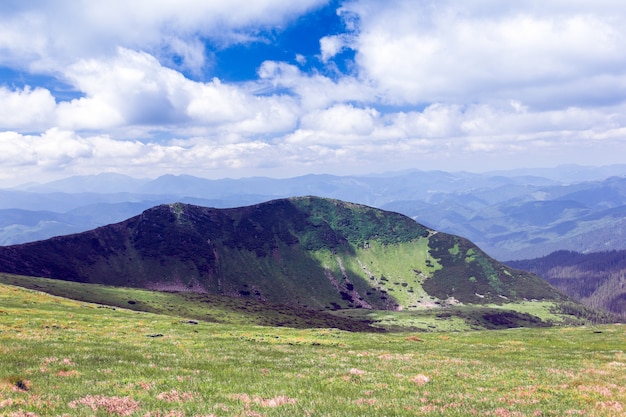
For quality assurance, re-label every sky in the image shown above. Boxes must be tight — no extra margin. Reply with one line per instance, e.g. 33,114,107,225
1,0,626,186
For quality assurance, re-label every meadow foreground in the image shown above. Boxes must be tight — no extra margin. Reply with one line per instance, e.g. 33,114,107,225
1,283,625,417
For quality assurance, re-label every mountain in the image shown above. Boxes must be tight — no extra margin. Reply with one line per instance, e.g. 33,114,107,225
0,199,254,246
4,166,626,260
488,164,626,183
0,197,568,315
507,250,626,317
0,208,84,246
0,170,571,249
16,173,150,193
384,175,626,259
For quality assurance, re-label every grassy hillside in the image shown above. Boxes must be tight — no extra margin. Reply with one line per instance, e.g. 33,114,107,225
1,281,626,416
1,273,617,334
0,197,573,317
0,273,379,332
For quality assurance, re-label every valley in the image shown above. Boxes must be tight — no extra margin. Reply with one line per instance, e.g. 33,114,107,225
508,250,626,318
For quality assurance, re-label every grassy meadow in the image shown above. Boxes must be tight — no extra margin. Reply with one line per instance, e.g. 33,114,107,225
1,279,626,416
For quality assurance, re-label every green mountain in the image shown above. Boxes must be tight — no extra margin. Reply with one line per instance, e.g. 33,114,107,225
0,197,568,315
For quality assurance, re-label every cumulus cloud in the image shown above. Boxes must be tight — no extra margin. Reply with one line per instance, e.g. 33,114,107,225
257,61,375,110
0,86,56,129
343,0,626,107
50,48,297,135
2,0,626,185
0,0,328,73
2,99,626,185
0,129,280,182
320,34,351,62
300,104,378,136
58,49,193,129
0,129,93,169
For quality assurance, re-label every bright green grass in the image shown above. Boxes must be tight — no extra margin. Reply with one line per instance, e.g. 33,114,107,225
0,273,614,336
310,239,442,309
0,274,377,332
485,301,564,322
332,308,476,331
331,303,562,332
350,238,441,307
1,282,625,417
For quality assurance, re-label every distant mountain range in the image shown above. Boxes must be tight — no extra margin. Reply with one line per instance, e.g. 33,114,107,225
2,165,626,261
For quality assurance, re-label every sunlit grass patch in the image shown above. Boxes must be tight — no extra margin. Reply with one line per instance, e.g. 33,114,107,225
0,282,625,416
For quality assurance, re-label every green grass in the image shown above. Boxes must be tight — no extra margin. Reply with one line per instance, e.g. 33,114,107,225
332,299,622,333
0,274,377,332
1,272,618,336
1,281,626,416
331,302,568,332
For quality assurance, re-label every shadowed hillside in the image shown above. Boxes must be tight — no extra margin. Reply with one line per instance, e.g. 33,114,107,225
0,197,569,317
508,250,626,317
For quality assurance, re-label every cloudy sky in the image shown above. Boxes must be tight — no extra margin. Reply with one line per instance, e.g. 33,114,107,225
1,0,626,185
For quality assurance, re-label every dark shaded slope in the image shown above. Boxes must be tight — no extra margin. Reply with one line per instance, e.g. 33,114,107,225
0,198,422,309
0,197,567,313
508,250,626,316
425,233,566,304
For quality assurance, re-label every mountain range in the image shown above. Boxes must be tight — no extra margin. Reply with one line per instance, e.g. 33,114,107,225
2,165,626,261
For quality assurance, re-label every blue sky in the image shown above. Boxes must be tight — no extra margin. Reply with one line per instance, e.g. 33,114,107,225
1,0,626,186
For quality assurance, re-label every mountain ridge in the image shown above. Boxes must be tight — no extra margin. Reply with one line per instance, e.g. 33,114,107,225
4,167,626,260
0,197,567,315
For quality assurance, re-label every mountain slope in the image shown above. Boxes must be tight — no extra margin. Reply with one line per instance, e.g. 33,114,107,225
508,250,626,317
0,197,567,313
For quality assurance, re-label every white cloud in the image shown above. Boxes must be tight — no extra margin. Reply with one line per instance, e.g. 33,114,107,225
0,129,279,182
257,61,375,110
2,0,626,185
0,87,56,129
320,35,350,62
295,54,307,65
55,49,187,130
2,96,626,186
52,48,300,135
300,104,378,136
343,0,626,107
0,129,92,168
0,0,328,73
277,99,626,174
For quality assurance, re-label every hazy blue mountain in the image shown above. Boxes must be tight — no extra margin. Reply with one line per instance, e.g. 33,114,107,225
489,164,626,183
3,165,626,260
16,173,150,193
0,197,272,245
382,175,626,260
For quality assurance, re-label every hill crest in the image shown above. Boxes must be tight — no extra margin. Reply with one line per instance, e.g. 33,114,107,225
0,197,567,312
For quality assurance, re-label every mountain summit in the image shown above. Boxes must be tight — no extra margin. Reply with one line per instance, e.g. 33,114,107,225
0,197,565,311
